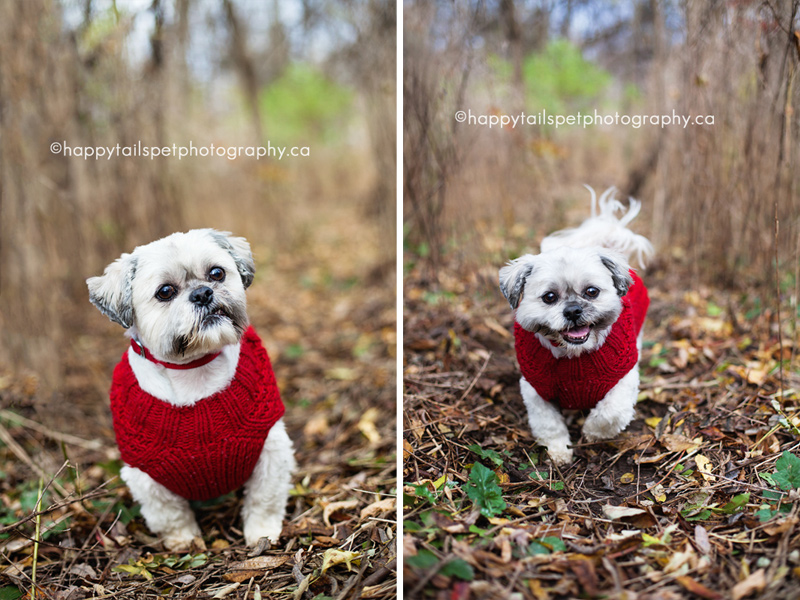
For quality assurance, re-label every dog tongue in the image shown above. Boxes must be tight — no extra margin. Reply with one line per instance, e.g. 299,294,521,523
565,326,591,339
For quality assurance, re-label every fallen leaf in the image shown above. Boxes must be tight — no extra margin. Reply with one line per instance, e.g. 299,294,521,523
320,549,361,574
223,556,291,582
602,505,646,520
323,499,359,526
620,473,635,484
645,416,662,429
676,575,723,600
732,569,766,600
661,434,701,452
694,524,711,555
694,455,713,482
303,413,329,437
403,439,414,460
358,408,381,443
360,497,396,520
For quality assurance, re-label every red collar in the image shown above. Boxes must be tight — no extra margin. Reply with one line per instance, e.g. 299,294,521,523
130,339,221,370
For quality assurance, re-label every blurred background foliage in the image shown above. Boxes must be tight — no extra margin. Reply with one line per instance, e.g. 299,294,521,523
0,0,396,387
404,0,800,301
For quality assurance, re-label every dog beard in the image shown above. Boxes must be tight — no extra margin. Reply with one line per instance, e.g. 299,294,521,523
170,295,250,357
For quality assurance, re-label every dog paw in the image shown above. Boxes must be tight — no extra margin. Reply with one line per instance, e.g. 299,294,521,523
244,516,283,547
582,411,630,442
162,527,201,552
546,445,573,466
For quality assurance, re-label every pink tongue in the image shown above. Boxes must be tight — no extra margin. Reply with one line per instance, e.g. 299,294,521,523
565,326,591,339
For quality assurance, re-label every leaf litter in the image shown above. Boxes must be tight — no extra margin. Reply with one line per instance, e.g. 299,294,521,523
403,259,800,599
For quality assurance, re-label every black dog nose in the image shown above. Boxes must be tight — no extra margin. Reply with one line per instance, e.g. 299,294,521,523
563,303,583,322
189,286,214,306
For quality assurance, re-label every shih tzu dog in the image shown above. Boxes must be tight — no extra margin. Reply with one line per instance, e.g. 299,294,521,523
87,229,295,550
499,187,653,465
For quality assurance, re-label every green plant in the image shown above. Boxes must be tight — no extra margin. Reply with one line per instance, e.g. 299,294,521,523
467,444,510,468
258,63,353,146
756,452,800,521
528,536,566,556
464,462,506,518
405,550,474,581
489,39,611,115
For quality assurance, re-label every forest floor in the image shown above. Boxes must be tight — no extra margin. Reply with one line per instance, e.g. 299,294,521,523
0,203,397,600
403,248,800,600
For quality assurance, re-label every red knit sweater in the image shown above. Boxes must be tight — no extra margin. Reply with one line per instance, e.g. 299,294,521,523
515,271,649,410
110,326,285,501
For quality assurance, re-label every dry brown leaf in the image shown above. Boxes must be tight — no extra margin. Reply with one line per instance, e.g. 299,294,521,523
403,439,414,460
676,575,723,600
303,413,330,437
323,499,359,526
223,556,291,582
358,408,381,443
360,497,395,521
762,515,799,537
602,505,645,520
694,524,711,555
732,569,766,600
660,433,701,452
694,454,714,482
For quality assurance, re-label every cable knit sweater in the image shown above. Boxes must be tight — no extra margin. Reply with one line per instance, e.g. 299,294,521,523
515,271,649,410
110,326,285,501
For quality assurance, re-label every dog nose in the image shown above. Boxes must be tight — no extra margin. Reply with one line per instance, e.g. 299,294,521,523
563,303,583,322
189,286,214,306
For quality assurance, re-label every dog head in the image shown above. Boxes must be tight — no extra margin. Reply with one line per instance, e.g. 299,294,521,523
499,246,632,355
87,229,255,362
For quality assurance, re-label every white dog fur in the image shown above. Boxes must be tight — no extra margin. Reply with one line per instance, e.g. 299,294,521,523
88,229,295,550
500,187,653,466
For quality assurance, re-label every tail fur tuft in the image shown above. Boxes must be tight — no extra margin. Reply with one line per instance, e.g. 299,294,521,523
540,186,654,269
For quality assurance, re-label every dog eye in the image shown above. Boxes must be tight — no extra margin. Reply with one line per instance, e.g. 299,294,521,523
208,267,226,282
155,285,177,301
542,292,558,305
584,287,600,299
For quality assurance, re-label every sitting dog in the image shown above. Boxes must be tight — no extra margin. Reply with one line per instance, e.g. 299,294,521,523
87,229,296,550
499,188,653,465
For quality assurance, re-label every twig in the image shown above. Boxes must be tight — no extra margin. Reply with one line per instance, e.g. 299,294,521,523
0,484,114,534
0,409,103,450
31,478,42,600
0,421,67,497
456,351,492,404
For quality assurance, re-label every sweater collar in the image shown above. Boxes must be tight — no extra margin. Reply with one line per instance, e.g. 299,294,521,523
130,339,221,370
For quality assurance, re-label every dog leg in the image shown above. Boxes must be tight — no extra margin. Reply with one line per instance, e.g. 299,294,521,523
241,419,296,546
582,366,639,441
121,465,200,551
520,376,573,465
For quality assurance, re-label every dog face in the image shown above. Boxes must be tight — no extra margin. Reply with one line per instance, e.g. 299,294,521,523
500,246,632,355
87,229,255,362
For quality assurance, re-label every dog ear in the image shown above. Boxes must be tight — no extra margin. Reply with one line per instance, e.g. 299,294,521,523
87,253,137,328
599,252,633,297
209,231,256,289
499,255,535,309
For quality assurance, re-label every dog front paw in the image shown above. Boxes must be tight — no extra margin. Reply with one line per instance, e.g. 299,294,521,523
244,516,283,547
582,409,632,442
546,444,573,466
162,526,201,552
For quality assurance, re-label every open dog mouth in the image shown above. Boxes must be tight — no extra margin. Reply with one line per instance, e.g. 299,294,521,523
561,325,592,345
